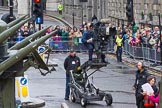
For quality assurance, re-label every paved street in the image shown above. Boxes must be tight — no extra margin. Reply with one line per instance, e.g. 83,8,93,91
0,1,161,108
26,53,137,108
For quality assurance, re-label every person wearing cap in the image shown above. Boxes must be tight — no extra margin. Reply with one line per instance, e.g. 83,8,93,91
115,32,123,62
64,50,80,100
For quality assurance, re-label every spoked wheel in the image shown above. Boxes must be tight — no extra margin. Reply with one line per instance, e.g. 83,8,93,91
105,94,113,106
80,97,87,107
71,91,75,102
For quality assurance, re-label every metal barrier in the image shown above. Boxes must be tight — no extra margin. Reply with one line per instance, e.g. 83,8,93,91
48,37,161,63
48,38,88,52
123,40,161,63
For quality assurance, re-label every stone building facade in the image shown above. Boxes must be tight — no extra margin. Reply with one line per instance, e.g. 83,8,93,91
46,0,62,11
62,0,162,26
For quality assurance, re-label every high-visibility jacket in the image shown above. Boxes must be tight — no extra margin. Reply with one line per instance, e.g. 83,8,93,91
116,35,123,46
58,4,63,11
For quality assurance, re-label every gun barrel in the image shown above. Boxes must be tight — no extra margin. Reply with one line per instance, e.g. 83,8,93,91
0,18,31,44
10,26,51,50
0,30,56,74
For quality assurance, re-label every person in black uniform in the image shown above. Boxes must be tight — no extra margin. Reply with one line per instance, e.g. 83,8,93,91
64,50,80,100
133,62,150,108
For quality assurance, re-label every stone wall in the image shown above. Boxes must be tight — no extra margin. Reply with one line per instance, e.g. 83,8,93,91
62,0,162,26
46,0,61,11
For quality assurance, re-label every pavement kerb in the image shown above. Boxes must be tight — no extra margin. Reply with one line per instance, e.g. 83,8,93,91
45,11,81,28
61,103,69,108
45,14,73,29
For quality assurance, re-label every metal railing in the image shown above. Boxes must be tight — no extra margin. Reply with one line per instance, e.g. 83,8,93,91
48,38,88,52
123,40,161,63
48,38,161,63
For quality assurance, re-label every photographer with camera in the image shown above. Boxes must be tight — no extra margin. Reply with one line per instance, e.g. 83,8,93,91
82,23,107,63
82,23,94,61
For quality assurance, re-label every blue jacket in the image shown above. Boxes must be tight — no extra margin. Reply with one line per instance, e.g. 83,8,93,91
82,30,95,43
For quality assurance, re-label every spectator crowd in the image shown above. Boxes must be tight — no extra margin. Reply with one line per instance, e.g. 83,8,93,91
121,24,161,52
12,20,162,54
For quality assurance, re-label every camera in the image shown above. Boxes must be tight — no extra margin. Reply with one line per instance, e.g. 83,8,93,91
92,20,109,51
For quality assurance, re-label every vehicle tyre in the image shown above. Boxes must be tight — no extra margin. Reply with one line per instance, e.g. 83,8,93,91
105,94,113,106
71,92,75,102
80,97,87,107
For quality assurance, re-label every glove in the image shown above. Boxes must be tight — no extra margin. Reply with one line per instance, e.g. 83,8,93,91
77,66,81,71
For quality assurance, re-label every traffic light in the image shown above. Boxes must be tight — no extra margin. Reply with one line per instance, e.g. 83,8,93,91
33,0,43,24
126,0,133,22
126,4,133,22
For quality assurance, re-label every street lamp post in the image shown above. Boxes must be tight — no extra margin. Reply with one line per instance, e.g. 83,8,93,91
9,0,15,22
72,0,74,26
122,19,124,30
81,3,83,26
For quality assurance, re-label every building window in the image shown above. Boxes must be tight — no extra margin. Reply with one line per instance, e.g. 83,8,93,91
153,0,159,4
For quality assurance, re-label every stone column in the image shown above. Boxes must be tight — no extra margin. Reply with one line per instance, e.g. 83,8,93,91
86,0,92,21
102,0,106,19
66,0,69,14
0,0,2,6
108,0,112,20
46,0,58,11
65,0,69,14
92,0,97,18
69,0,73,15
62,0,65,12
105,0,108,18
17,0,29,16
75,0,81,18
97,0,102,20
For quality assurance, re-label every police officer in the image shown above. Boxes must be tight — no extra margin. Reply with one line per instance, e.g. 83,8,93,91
58,3,63,16
64,50,80,100
133,62,150,108
115,32,123,62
